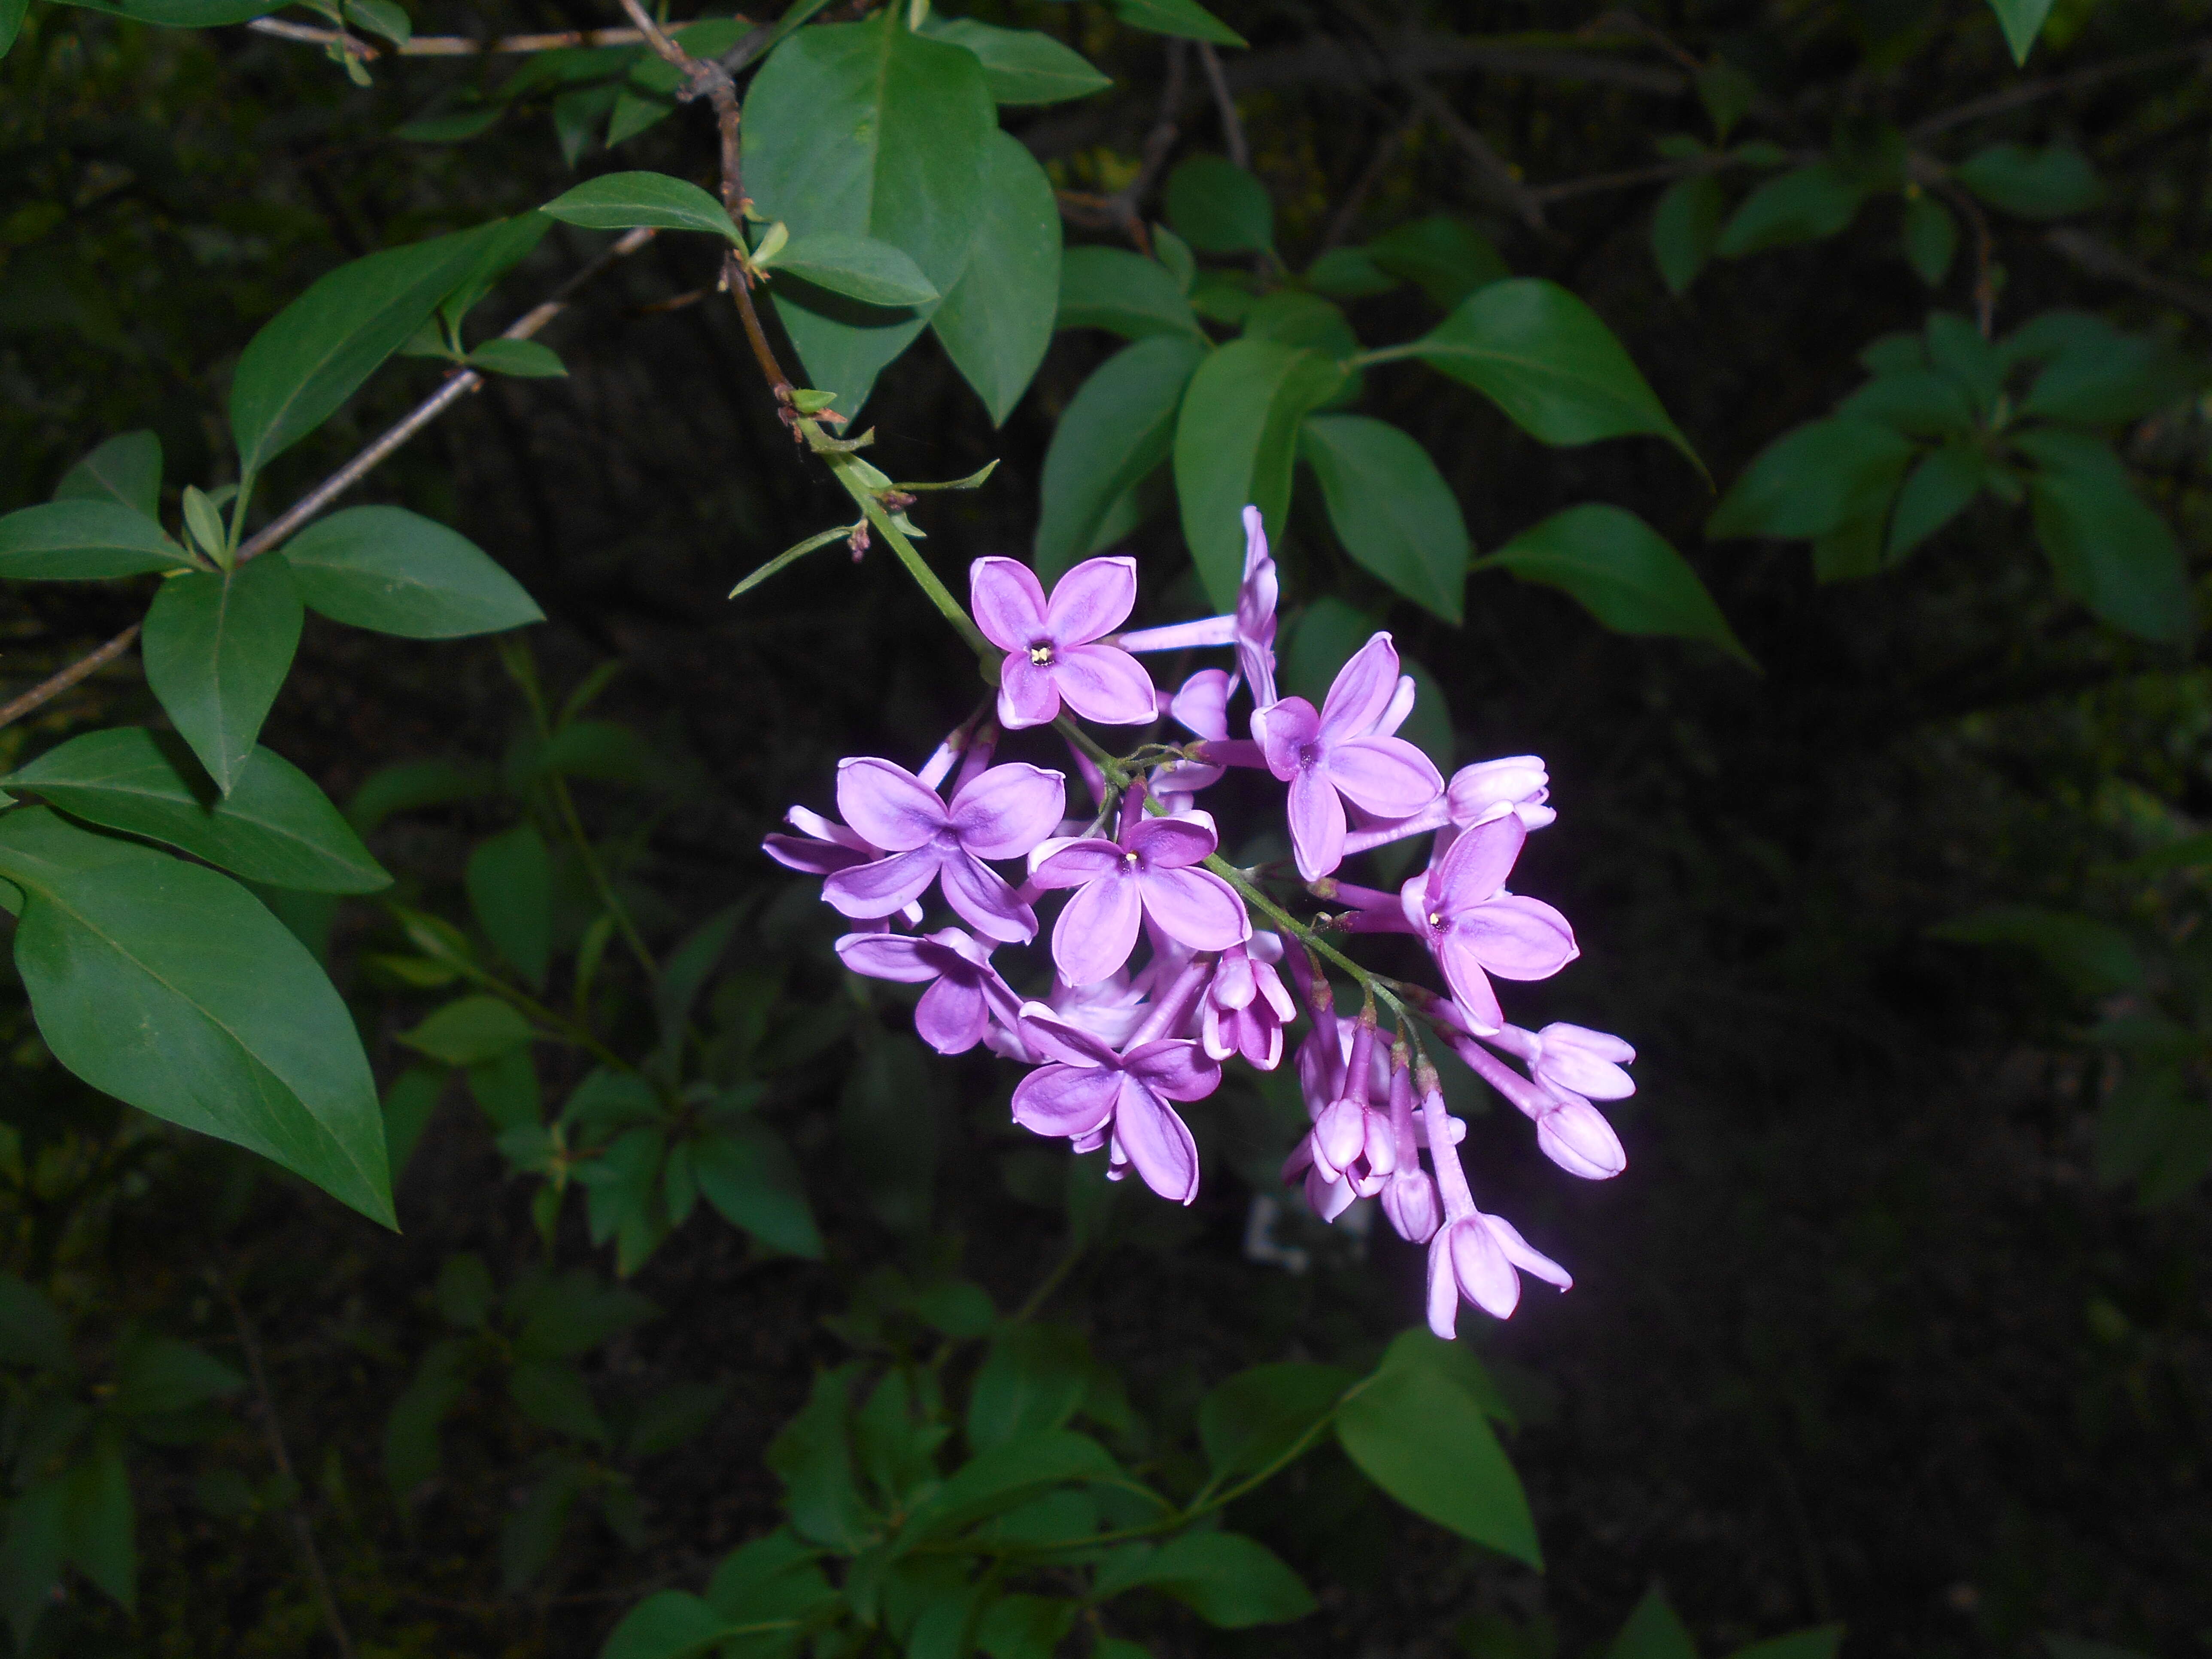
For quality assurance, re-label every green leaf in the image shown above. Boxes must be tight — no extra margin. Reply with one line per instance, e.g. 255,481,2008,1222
469,1046,540,1133
468,338,567,378
438,213,553,337
383,1066,442,1183
48,0,280,26
765,232,939,307
1197,1361,1353,1481
467,823,552,987
1834,370,1976,439
1728,1629,1844,1659
1097,1532,1314,1628
500,1460,588,1591
628,1381,727,1458
541,172,741,242
1110,0,1243,46
1407,279,1698,469
59,1435,133,1612
1956,142,2102,218
1651,173,1723,295
976,1594,1079,1659
705,1528,836,1626
1607,1585,1699,1659
0,1277,72,1372
767,1367,869,1549
1902,192,1958,285
1887,446,1984,562
1165,155,1274,255
280,505,543,638
902,1428,1120,1539
696,1121,824,1258
1174,338,1347,610
347,757,497,833
384,1337,475,1498
1299,414,1471,623
656,903,742,1041
1335,1343,1540,1565
918,16,1109,105
1924,311,2002,414
111,1337,243,1416
966,1325,1092,1453
601,1591,738,1659
930,131,1062,425
0,809,394,1226
510,1357,607,1443
400,994,534,1066
1304,246,1399,299
0,500,196,580
3,729,388,895
1705,418,1914,541
2018,325,2198,424
343,0,408,46
1055,246,1202,340
2016,429,2195,644
141,557,304,795
511,1269,657,1359
54,431,161,519
1929,905,2143,994
1986,0,2057,62
1367,214,1508,311
0,0,26,56
0,1473,65,1647
1484,504,1750,662
229,227,496,483
1714,163,1863,258
1242,290,1358,361
744,14,995,415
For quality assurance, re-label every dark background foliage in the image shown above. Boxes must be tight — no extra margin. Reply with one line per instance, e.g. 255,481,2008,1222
1,0,2208,1655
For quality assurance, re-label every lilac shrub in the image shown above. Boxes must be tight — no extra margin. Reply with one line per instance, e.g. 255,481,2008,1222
767,508,1635,1338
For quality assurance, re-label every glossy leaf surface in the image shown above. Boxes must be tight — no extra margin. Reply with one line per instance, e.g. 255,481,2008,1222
280,505,544,638
141,556,304,795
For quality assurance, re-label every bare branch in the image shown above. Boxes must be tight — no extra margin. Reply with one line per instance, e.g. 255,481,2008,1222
0,626,140,732
1322,117,1416,249
249,16,651,56
1406,77,1545,229
2045,226,2212,324
1908,40,2211,141
1197,42,1249,170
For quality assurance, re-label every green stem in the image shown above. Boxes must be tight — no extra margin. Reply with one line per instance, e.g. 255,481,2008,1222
549,771,659,978
1346,342,1423,369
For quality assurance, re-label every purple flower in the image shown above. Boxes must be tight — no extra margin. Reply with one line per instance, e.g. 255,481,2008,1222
1010,1003,1221,1204
821,757,1064,944
1419,1084,1570,1334
834,929,1021,1055
1252,632,1443,881
1449,756,1554,834
1115,505,1282,711
1398,811,1577,1032
971,556,1156,729
1201,940,1294,1068
761,805,876,877
1030,790,1249,987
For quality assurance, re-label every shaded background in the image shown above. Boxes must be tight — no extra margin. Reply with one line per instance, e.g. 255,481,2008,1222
1,0,2208,1654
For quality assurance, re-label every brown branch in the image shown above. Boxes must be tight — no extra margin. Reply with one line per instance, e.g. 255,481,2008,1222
1321,117,1415,249
0,626,140,732
1936,177,1998,337
2045,226,2212,324
1224,30,1687,99
1406,76,1545,229
1908,39,2212,141
220,1274,355,1659
243,15,748,57
1197,41,1249,170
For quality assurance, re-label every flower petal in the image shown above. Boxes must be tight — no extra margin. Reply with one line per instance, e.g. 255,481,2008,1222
836,757,947,852
1482,1212,1573,1291
1012,1063,1123,1138
1448,1216,1522,1318
1252,697,1319,781
997,656,1062,729
1127,811,1217,870
1318,632,1401,740
1051,867,1144,987
1535,1097,1626,1180
1170,669,1235,741
1462,893,1579,981
834,933,947,983
915,974,991,1054
1122,1037,1221,1103
1425,1231,1462,1339
1138,865,1249,952
763,833,869,876
1325,735,1444,819
823,847,941,919
1015,1000,1124,1069
1285,768,1347,882
948,763,1066,860
1432,810,1526,914
1434,931,1505,1031
938,851,1039,943
1050,643,1158,727
1115,1081,1200,1204
1030,838,1125,890
1044,555,1138,645
969,557,1050,653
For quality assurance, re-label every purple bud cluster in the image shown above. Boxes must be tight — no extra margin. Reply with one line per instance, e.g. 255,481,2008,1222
765,509,1635,1336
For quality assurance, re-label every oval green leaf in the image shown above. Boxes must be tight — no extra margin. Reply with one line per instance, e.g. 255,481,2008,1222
1056,246,1202,341
2,728,389,894
768,232,940,307
142,556,305,796
1034,333,1206,580
930,131,1061,425
1165,154,1273,255
0,501,195,580
919,16,1111,105
1483,504,1752,664
541,171,741,242
0,808,393,1227
54,431,161,519
1299,414,1472,623
1335,1356,1539,1565
279,505,544,638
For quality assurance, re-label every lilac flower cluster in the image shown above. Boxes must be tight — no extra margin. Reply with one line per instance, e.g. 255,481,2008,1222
766,509,1635,1337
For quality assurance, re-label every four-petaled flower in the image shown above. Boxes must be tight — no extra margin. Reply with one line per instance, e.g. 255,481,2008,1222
971,556,1156,730
834,929,1021,1055
1399,810,1578,1032
1200,941,1293,1068
1253,632,1443,881
1030,789,1249,987
821,757,1064,943
1010,1004,1220,1204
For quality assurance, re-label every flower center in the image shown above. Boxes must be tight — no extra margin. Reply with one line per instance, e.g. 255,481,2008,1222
1123,850,1140,868
1027,642,1055,665
1426,911,1443,929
